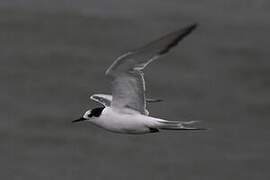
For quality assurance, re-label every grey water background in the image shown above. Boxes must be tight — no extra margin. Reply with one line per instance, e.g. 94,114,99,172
1,0,270,179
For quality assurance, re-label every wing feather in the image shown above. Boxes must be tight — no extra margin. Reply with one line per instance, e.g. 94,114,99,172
90,94,112,107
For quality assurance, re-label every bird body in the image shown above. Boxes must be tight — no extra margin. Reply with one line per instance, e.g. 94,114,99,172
91,107,156,134
85,107,201,134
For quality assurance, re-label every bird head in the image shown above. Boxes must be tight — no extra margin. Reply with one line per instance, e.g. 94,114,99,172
72,107,105,123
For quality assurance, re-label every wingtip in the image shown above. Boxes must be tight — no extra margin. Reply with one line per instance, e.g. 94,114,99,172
154,99,163,103
159,22,199,55
146,98,163,103
190,22,199,29
184,23,199,34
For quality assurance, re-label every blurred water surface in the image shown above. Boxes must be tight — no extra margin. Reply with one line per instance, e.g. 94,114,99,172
0,1,270,180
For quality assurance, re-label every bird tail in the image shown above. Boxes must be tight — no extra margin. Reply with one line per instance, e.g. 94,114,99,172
157,119,207,131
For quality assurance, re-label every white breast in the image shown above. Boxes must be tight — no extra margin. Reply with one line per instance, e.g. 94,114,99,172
91,107,152,134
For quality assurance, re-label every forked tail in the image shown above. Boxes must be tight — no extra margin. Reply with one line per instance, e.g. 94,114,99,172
157,119,207,131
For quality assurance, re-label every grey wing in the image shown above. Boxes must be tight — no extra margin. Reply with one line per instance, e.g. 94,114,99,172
105,24,198,114
90,94,112,107
90,93,162,107
109,70,147,114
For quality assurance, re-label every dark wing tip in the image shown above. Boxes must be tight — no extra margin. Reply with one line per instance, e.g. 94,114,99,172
180,22,199,35
146,98,163,103
188,23,199,31
159,23,199,55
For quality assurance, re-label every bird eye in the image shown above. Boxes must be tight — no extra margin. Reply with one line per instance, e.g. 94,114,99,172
87,113,92,118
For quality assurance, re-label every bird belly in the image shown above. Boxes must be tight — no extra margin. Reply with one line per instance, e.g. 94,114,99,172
96,116,149,134
92,108,152,134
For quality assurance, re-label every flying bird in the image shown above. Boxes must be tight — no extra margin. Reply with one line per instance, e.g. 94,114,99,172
73,23,205,134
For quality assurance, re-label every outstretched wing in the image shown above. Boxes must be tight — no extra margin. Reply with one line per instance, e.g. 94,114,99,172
90,94,112,107
105,24,198,114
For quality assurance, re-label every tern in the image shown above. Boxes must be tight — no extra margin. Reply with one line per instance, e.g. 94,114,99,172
73,23,205,134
